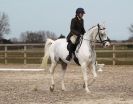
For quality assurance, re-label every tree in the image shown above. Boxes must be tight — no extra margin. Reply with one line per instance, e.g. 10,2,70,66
20,32,27,43
128,24,133,41
20,31,43,43
10,37,18,43
0,12,10,39
129,24,133,34
45,31,57,40
20,30,57,43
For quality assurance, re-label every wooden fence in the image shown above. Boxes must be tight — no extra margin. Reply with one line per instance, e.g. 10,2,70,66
0,43,133,65
96,43,133,65
0,44,44,64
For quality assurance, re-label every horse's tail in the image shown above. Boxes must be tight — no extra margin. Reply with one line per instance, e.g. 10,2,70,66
41,39,54,69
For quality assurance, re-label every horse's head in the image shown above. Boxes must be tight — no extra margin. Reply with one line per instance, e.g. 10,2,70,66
85,24,111,47
95,24,111,47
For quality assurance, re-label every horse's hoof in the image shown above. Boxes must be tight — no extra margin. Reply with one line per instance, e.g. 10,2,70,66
86,89,91,93
98,68,103,72
83,83,85,88
93,77,97,80
50,85,54,92
61,88,67,91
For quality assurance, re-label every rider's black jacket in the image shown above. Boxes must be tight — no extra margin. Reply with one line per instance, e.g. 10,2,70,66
67,16,86,42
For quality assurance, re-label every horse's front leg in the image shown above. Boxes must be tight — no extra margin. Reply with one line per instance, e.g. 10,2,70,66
81,63,90,93
91,51,97,79
91,62,97,79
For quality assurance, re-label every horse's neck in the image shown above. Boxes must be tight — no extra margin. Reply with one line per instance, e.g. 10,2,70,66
83,27,98,41
82,27,98,51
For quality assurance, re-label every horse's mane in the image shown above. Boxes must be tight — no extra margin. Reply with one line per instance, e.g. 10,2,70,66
88,25,97,31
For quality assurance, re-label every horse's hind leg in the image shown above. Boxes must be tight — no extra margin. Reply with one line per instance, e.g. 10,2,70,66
60,60,67,91
49,62,57,92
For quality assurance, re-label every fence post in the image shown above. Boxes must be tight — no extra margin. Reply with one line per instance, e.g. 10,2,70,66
24,45,27,64
113,44,116,65
4,46,7,64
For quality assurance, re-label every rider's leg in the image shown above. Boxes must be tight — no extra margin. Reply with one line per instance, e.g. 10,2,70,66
66,35,81,61
66,42,75,61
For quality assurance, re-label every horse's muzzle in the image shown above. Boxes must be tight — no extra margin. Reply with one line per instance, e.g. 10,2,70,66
104,41,111,47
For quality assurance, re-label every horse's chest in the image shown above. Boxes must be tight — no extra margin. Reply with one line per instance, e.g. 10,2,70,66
77,46,96,63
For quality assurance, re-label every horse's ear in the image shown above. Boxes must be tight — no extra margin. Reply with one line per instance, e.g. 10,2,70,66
97,24,100,28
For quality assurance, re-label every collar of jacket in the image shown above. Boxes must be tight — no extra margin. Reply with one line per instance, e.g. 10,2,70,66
76,16,82,21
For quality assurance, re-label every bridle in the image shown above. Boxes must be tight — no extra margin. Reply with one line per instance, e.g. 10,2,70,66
96,24,110,45
83,24,110,45
76,24,111,52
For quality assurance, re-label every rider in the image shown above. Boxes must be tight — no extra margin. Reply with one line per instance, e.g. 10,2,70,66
66,8,86,61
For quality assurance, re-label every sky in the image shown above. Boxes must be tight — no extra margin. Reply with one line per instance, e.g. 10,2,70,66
0,0,133,40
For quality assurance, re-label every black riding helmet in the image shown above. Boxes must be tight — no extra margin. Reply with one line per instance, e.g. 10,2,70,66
76,8,85,14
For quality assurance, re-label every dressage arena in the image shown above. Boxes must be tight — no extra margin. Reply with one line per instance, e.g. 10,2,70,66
0,64,133,104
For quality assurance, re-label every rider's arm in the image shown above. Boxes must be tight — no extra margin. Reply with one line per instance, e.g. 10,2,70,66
81,19,86,35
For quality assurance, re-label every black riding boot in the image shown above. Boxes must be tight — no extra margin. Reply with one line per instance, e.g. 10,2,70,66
66,51,72,61
66,42,75,61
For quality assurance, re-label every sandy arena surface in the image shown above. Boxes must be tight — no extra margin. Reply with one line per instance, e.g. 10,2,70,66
0,64,133,104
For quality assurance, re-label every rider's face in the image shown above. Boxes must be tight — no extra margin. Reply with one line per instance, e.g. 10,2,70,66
79,13,84,18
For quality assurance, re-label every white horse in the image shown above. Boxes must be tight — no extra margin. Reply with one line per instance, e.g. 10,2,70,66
41,24,110,93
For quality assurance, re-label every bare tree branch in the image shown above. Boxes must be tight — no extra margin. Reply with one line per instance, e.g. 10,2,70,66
129,25,133,33
0,12,10,39
20,30,57,43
